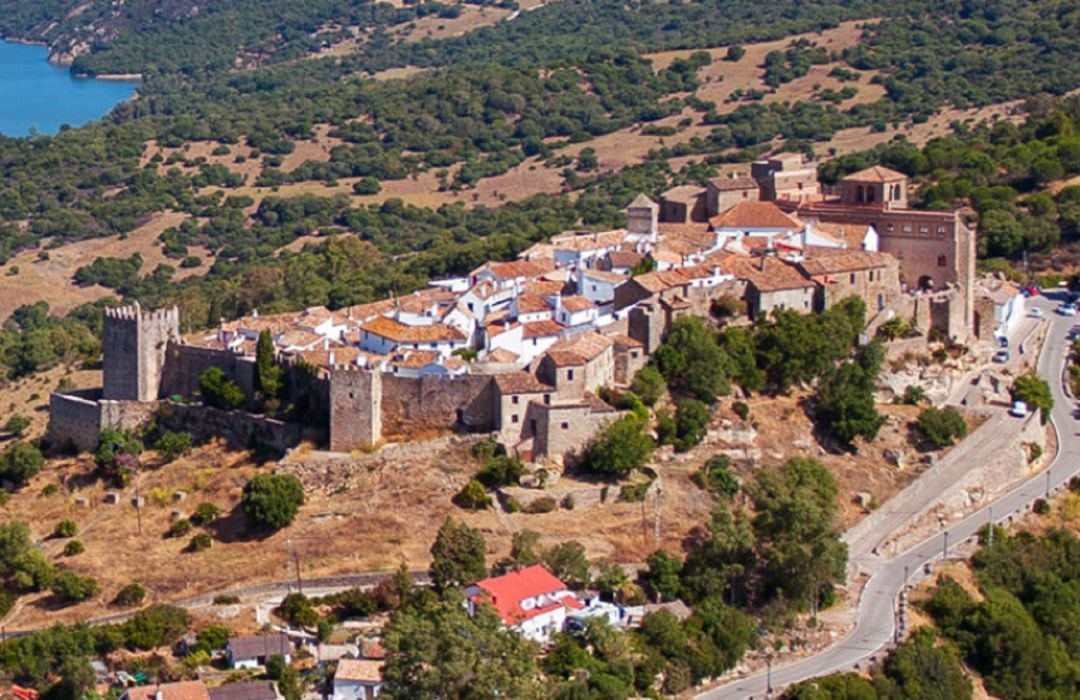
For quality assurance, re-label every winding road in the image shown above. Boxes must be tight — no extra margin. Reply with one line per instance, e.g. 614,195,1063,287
700,293,1077,699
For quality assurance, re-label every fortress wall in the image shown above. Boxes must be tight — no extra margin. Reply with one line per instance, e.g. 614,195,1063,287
47,391,103,452
379,373,496,438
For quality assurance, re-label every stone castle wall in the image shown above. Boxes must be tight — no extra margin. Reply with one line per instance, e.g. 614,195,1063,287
380,373,495,438
47,390,105,452
161,343,256,400
102,305,180,401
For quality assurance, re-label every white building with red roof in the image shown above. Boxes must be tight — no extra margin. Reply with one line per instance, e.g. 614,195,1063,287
465,565,582,644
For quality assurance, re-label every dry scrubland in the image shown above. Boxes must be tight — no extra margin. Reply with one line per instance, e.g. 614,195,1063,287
0,380,969,629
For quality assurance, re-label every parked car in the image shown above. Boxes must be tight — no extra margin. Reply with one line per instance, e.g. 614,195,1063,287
1010,401,1028,418
997,336,1009,348
1057,303,1077,316
993,350,1010,363
1029,307,1044,318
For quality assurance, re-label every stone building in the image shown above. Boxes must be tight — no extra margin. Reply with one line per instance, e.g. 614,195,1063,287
706,174,759,216
102,303,180,401
659,185,709,223
797,249,901,314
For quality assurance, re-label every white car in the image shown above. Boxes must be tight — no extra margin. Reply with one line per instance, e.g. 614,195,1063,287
1029,307,1044,318
1058,304,1078,316
1009,401,1028,418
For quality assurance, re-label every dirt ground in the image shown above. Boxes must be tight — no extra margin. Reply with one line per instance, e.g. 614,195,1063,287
0,211,210,321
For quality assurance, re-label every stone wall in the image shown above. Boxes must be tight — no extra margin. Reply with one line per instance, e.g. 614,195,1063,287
157,401,317,453
47,390,104,452
379,373,495,438
329,368,382,452
161,343,255,399
102,304,180,401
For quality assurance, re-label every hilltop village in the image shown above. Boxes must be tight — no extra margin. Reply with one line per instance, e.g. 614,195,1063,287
48,154,1015,466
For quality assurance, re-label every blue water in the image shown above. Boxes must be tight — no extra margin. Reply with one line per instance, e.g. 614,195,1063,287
0,38,138,137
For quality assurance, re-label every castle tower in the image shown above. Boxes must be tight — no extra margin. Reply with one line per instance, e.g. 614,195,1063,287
626,193,659,241
102,302,180,402
329,366,382,451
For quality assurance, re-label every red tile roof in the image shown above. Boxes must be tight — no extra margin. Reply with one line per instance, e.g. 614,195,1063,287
660,185,706,204
709,175,758,192
125,682,210,700
335,659,384,683
480,259,553,281
710,201,802,230
841,165,908,183
544,332,613,367
361,316,466,343
559,295,594,313
727,256,816,292
470,565,580,625
493,372,554,395
799,249,896,276
522,319,563,339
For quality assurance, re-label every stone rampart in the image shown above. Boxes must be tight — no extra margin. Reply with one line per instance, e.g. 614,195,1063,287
47,390,104,452
379,373,495,438
161,342,255,399
157,401,320,454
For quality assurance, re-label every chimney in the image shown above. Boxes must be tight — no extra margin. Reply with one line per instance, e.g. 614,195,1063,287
328,350,336,366
759,256,766,272
252,309,259,318
155,689,164,700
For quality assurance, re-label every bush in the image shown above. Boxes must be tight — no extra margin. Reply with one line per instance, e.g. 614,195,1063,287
54,519,77,538
726,45,746,61
113,583,147,607
1033,498,1051,516
188,533,213,552
154,431,193,462
265,654,287,680
352,176,382,195
62,540,84,556
242,473,305,530
731,401,750,421
1013,374,1054,424
631,366,667,406
0,441,45,485
674,399,710,451
475,455,524,488
278,592,318,628
523,497,557,514
918,407,968,448
696,455,740,497
51,570,99,603
900,385,927,405
4,414,30,437
581,416,654,475
454,480,492,510
167,519,192,538
213,594,241,605
190,502,221,526
198,368,245,410
619,482,651,502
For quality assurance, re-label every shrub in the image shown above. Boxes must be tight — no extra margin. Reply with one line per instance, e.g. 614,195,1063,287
154,431,193,462
475,455,523,488
167,519,192,538
1033,498,1051,516
54,519,77,538
726,45,746,61
523,497,557,514
51,570,100,603
561,494,575,510
265,654,287,680
674,399,711,451
506,497,522,513
278,592,318,628
4,414,30,438
63,540,84,556
619,482,651,502
918,407,968,448
213,594,241,605
198,368,245,410
696,455,740,497
113,583,147,607
454,480,492,510
242,473,304,530
1012,374,1054,424
581,416,654,475
731,401,750,421
0,441,45,485
188,533,212,552
900,385,927,405
352,176,382,195
190,502,221,526
631,366,667,406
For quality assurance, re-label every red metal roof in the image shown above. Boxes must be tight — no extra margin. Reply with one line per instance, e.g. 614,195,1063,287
471,565,581,625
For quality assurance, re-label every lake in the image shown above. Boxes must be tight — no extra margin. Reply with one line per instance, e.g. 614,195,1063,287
0,38,138,137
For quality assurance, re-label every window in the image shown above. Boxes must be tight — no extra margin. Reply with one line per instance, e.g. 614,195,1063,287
919,225,928,235
902,224,912,233
567,369,575,380
849,273,855,284
561,422,569,430
511,414,519,424
512,395,519,405
544,394,551,405
886,224,895,233
937,255,947,267
430,342,437,349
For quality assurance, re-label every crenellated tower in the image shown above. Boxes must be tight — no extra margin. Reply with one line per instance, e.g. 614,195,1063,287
102,302,180,402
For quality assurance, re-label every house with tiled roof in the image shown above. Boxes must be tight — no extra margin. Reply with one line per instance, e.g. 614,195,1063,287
387,350,468,379
709,202,803,246
549,229,630,268
841,166,909,208
802,221,879,252
973,277,1025,341
553,294,597,329
578,267,626,305
707,173,760,215
121,681,211,700
466,565,583,644
797,249,900,313
537,332,614,396
358,316,468,358
471,259,555,290
726,256,818,320
333,659,384,700
659,184,708,223
227,634,292,669
208,682,279,700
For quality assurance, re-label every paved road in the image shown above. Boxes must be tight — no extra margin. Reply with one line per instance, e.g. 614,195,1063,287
700,294,1076,699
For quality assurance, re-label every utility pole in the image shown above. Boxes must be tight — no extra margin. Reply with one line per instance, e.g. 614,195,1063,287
1046,469,1052,499
943,530,949,558
988,507,994,547
653,484,662,544
765,656,774,699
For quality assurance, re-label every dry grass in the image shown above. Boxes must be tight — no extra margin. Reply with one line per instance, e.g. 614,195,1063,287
0,211,208,321
0,364,101,449
399,5,514,43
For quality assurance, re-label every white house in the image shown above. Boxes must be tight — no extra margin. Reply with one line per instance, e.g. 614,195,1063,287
465,565,583,644
333,659,384,700
553,295,597,328
709,201,803,247
226,634,291,670
578,268,625,305
357,316,468,358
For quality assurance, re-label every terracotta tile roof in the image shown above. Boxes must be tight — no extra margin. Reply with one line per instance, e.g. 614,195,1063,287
208,682,277,700
551,229,628,252
558,295,594,313
630,269,690,294
335,659,384,683
493,372,553,395
479,259,554,281
276,330,325,349
483,348,521,364
286,346,367,369
581,268,626,284
524,279,569,297
443,356,468,372
389,350,441,369
516,294,553,314
486,321,520,338
545,332,613,367
338,299,396,322
657,222,715,250
709,175,758,191
799,249,896,276
607,251,645,269
660,185,706,204
728,256,816,292
651,249,684,264
710,202,802,230
522,319,563,339
841,165,908,183
470,565,580,626
361,316,466,343
219,313,295,336
125,682,211,700
812,222,873,247
609,334,644,349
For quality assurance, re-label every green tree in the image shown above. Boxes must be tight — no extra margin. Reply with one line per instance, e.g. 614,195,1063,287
630,365,667,406
874,628,972,700
0,441,44,485
1012,373,1053,423
4,414,30,438
673,399,711,451
783,673,877,699
54,520,77,538
255,329,284,403
153,431,193,462
580,415,654,475
430,517,487,591
198,367,246,410
453,480,492,510
113,583,146,607
917,407,968,448
50,570,100,603
642,550,682,602
541,541,591,590
383,591,544,698
697,454,740,497
241,473,305,530
814,360,884,446
278,593,319,628
654,316,731,401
